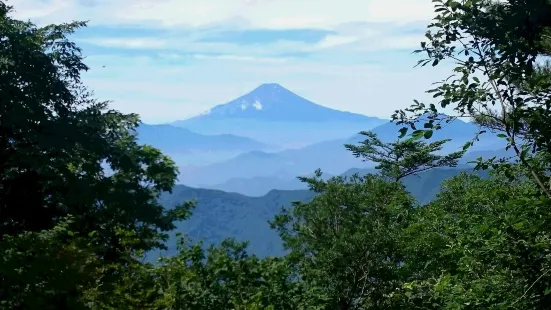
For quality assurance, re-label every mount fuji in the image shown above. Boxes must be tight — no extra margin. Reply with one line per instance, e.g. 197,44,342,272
171,83,386,147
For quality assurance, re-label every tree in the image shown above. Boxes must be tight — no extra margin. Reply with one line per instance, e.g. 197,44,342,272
345,131,464,182
0,216,96,309
391,0,551,198
0,2,190,306
0,0,191,256
150,238,305,310
400,169,551,309
271,172,415,310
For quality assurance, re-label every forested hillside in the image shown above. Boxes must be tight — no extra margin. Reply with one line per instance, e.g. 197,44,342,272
2,0,551,309
154,167,488,259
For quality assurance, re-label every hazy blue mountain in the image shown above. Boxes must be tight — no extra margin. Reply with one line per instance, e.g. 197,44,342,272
177,83,380,122
170,84,387,147
178,138,374,186
460,148,516,164
205,164,483,197
177,117,506,186
205,172,335,197
205,176,308,197
153,167,488,260
135,124,272,166
136,123,267,152
348,117,507,152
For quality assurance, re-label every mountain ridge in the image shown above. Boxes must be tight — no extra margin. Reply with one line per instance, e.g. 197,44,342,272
154,167,489,260
177,117,508,186
169,84,387,147
176,83,382,123
136,123,268,153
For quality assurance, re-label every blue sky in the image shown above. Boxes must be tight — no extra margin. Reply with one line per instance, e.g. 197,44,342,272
10,0,455,123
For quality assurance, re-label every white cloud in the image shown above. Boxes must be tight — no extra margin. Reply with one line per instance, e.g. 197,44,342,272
78,25,424,59
316,35,360,49
9,0,435,30
6,0,451,125
22,0,434,61
84,37,167,49
192,54,288,63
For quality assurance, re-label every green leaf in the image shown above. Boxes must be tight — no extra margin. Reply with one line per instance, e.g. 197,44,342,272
412,130,425,140
423,130,434,139
399,127,408,138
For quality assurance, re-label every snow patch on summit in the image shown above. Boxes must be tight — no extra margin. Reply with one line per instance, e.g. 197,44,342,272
253,100,262,110
239,99,263,111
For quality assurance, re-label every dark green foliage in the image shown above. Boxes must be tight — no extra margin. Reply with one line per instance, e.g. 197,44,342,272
0,2,189,307
0,0,190,251
272,172,416,309
0,217,92,309
345,131,464,181
400,171,551,309
154,238,304,309
153,168,486,259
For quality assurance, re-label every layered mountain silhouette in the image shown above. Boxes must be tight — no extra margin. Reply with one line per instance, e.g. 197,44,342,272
136,124,267,153
134,83,510,198
179,117,508,187
178,138,373,186
138,83,512,261
354,115,506,151
134,123,272,166
204,172,336,197
170,83,387,147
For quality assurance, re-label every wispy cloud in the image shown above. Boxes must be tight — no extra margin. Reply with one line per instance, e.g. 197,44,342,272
10,0,434,29
7,0,449,123
191,54,289,63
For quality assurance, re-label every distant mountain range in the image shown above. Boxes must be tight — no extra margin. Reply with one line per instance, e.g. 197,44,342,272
136,83,512,262
135,84,389,166
359,115,507,151
178,118,509,187
204,172,336,197
152,167,489,260
170,84,387,147
178,138,373,186
136,124,267,153
133,83,511,189
134,123,273,166
204,163,489,197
